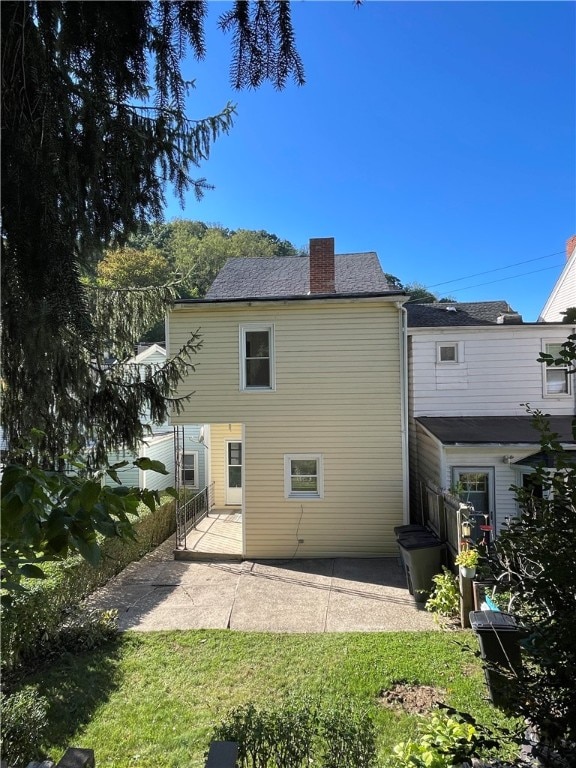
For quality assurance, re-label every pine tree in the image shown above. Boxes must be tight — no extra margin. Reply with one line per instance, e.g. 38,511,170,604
1,1,304,464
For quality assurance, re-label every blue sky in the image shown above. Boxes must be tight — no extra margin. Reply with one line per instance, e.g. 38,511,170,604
164,1,576,322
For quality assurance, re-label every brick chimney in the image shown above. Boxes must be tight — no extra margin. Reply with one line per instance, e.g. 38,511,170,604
566,234,576,260
309,237,335,293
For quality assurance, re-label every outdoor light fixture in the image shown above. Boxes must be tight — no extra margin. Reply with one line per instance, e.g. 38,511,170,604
503,455,515,464
461,521,472,538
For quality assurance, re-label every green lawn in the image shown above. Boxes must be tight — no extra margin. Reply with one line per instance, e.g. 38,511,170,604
29,629,515,767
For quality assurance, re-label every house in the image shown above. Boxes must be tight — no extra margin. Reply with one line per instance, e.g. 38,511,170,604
105,343,207,493
538,235,576,322
406,300,576,544
167,237,409,558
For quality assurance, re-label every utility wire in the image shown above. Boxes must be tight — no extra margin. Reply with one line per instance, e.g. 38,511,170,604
426,249,565,289
436,263,566,296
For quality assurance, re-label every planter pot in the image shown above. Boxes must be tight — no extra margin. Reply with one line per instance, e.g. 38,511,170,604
460,566,477,579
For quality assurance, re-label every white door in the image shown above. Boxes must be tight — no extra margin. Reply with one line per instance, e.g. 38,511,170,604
226,441,242,505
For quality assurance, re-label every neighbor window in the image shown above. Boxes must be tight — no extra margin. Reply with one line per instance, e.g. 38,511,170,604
437,342,459,363
284,454,324,499
240,324,275,390
181,452,198,486
543,343,570,396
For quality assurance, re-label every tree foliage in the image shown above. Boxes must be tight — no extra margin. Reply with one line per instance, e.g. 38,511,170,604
96,247,175,289
1,1,304,463
383,275,453,304
0,448,173,594
486,334,576,761
127,219,305,298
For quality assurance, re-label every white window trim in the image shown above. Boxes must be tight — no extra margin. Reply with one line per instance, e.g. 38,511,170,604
541,342,571,398
436,341,460,364
239,323,276,391
181,450,199,488
284,453,324,500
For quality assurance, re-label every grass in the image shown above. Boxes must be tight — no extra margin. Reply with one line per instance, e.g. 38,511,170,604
21,629,518,767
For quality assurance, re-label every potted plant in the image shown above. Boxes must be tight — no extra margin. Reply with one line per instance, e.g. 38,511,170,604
455,548,479,579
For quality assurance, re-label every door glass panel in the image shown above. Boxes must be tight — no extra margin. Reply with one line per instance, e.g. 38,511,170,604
457,472,488,511
228,443,242,465
228,466,242,488
228,443,242,489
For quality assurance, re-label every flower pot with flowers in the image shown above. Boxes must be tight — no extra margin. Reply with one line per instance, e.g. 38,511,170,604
455,548,479,579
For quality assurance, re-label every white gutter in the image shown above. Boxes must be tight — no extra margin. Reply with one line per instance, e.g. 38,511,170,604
397,302,410,524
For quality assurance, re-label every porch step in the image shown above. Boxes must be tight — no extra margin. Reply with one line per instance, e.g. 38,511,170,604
173,549,243,562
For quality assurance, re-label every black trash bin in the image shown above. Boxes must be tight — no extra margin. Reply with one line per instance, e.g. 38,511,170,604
397,531,442,603
469,610,522,709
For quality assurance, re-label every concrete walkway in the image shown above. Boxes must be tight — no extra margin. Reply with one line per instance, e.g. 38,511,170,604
85,535,437,632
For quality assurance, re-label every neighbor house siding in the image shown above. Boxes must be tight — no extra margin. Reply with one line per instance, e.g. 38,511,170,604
169,298,405,557
410,325,576,417
105,433,173,490
409,420,443,520
104,450,141,488
142,433,175,492
539,251,576,322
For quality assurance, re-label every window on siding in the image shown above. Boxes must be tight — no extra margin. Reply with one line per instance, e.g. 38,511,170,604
240,324,275,390
437,342,459,363
284,454,324,499
181,452,198,486
543,343,570,395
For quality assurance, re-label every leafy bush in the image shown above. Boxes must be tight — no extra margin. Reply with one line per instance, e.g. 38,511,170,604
486,401,576,760
212,699,377,768
1,495,175,674
319,706,377,768
425,567,459,625
30,608,119,667
388,709,496,767
0,685,50,767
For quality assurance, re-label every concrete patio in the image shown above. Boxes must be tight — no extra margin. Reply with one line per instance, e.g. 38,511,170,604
176,510,242,559
85,533,438,633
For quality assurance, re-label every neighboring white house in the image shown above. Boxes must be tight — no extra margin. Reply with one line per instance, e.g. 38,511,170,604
406,301,575,540
168,237,410,559
105,344,208,493
538,235,576,322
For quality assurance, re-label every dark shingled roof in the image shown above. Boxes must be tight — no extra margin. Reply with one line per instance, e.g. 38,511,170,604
205,253,396,299
417,415,576,444
406,301,520,327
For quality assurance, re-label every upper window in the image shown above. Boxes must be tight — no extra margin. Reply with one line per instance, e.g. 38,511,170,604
543,343,570,396
437,342,459,364
284,454,324,499
240,324,275,390
181,452,198,486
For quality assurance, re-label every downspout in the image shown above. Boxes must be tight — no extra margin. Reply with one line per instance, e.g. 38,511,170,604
397,302,410,524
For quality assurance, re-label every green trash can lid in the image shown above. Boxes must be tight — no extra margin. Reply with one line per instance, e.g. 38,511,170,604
469,611,518,631
398,533,441,550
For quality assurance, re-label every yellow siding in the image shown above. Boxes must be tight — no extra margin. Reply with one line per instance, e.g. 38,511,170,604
170,298,405,557
209,423,242,507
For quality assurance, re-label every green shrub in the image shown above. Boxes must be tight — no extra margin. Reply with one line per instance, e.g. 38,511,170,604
425,568,459,625
319,705,377,768
389,709,483,767
30,608,119,667
0,685,50,767
212,699,377,768
1,496,175,674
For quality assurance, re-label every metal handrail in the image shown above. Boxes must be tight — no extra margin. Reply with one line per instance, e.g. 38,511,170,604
176,481,215,549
